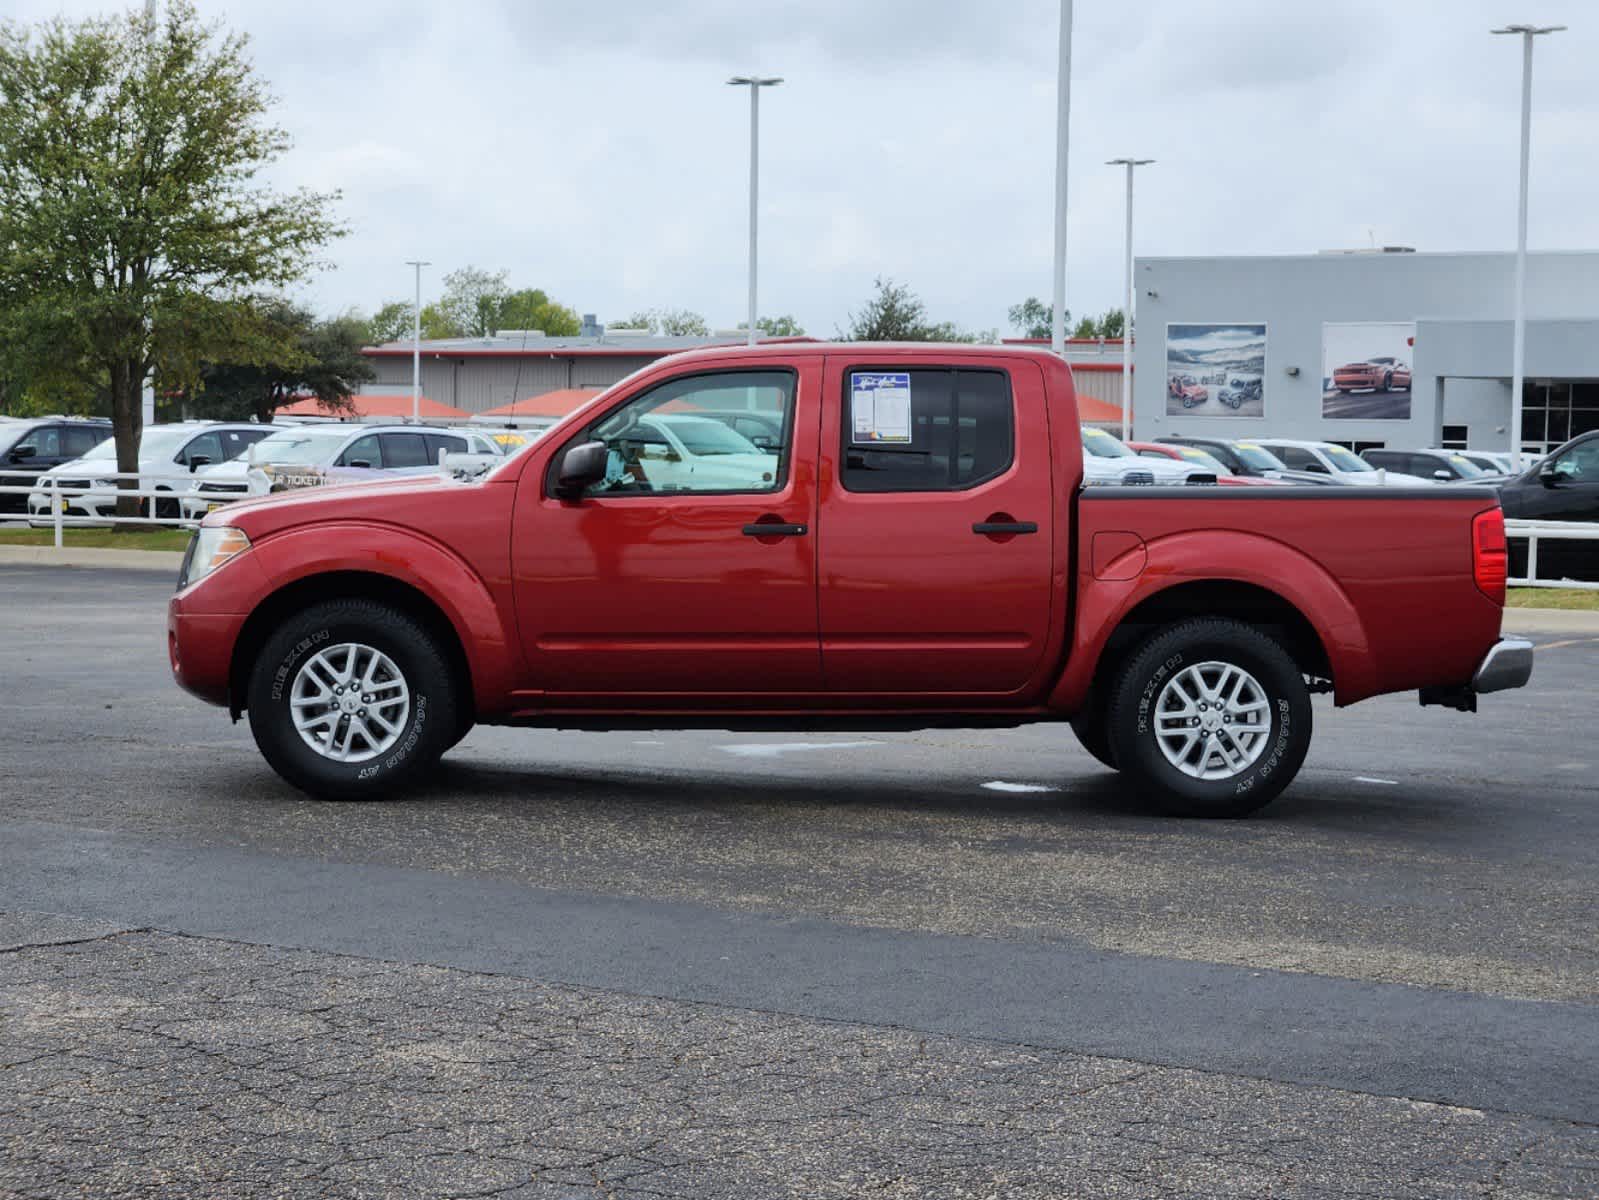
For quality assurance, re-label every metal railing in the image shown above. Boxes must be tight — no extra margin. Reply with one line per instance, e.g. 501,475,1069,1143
1505,518,1599,590
0,471,206,548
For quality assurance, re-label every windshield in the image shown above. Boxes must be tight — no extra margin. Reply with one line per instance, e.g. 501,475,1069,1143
1231,442,1290,472
83,428,192,462
1175,446,1229,473
651,416,761,456
1081,428,1135,458
1444,454,1486,478
1321,445,1374,473
251,428,351,466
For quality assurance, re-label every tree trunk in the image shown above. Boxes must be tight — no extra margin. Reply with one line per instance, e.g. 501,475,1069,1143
110,357,145,524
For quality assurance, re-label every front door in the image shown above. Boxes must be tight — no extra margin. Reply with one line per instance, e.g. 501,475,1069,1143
514,363,822,699
817,358,1056,695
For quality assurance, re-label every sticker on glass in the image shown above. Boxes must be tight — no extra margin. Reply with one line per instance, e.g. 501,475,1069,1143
851,372,912,444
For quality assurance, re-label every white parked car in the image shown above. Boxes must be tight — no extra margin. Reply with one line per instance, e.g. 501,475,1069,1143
1254,439,1435,487
596,414,781,493
184,424,504,518
27,422,271,524
1081,427,1216,484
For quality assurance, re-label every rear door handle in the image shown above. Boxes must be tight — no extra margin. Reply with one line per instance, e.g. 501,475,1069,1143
972,521,1038,535
743,522,807,537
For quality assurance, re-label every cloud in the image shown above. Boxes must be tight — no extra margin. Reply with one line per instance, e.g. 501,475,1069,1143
11,0,1599,338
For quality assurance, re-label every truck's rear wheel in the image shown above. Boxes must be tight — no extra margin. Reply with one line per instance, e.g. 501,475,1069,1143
246,599,458,800
1105,618,1311,817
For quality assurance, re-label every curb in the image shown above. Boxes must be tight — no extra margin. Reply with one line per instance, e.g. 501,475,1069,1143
0,545,183,571
1502,606,1599,635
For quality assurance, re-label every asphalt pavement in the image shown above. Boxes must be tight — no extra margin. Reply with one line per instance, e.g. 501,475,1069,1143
2,563,1596,1197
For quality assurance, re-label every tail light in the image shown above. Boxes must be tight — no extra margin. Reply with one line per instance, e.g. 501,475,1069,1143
1472,508,1507,602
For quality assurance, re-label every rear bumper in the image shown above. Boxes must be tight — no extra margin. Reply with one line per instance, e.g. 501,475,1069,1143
1472,637,1534,694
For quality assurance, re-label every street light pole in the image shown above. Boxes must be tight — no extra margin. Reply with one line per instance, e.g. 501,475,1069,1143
728,75,782,346
1492,23,1564,471
1108,158,1154,441
1051,0,1074,357
404,260,430,422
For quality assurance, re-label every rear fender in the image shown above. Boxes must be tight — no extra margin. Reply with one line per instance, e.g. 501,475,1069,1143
249,523,521,716
1051,529,1376,710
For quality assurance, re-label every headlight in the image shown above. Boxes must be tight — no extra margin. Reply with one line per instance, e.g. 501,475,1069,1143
182,525,251,589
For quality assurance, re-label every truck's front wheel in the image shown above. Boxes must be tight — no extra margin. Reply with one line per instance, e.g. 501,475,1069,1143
246,599,459,800
1105,619,1312,817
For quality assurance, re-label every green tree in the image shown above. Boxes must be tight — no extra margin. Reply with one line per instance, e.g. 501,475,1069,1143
1097,307,1127,338
365,300,414,346
435,266,509,338
495,287,581,337
612,308,709,337
843,278,973,342
1007,297,1059,340
188,299,374,424
0,1,343,514
737,315,806,338
1072,314,1100,338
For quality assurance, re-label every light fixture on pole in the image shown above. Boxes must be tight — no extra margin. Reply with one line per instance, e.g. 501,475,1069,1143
727,75,782,347
1051,1,1074,357
1491,22,1564,470
1107,158,1154,440
404,260,430,422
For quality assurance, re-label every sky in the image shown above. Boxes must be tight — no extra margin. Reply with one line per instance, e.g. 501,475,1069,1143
13,0,1599,337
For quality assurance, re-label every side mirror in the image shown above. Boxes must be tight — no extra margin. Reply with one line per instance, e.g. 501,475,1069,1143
555,441,608,498
10,445,36,462
347,459,373,470
1306,462,1329,474
188,455,211,472
1433,469,1452,482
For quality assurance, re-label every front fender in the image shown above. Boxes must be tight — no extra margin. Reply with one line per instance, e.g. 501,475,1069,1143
249,522,523,717
1051,528,1376,711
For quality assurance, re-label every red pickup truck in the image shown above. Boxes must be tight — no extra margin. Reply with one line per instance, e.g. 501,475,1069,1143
168,343,1532,817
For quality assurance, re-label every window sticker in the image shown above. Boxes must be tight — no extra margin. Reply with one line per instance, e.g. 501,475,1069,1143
850,372,912,444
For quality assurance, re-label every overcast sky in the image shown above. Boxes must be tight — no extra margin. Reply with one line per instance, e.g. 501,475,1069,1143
15,0,1599,336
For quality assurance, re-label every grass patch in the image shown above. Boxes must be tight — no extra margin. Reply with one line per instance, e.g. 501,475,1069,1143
0,526,190,552
1507,587,1599,610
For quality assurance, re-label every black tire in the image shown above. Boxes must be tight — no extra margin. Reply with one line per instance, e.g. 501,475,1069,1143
1105,618,1312,818
246,599,458,800
1070,693,1118,770
1379,372,1392,393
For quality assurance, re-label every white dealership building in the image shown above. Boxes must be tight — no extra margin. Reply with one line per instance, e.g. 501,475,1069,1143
1129,248,1599,457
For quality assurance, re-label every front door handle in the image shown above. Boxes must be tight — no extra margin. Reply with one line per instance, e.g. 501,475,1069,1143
743,522,807,537
973,520,1038,535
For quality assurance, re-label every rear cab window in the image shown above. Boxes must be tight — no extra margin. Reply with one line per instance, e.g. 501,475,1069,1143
840,368,1014,493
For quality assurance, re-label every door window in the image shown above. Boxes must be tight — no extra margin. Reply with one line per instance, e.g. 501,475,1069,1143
1271,445,1319,471
13,427,61,459
423,433,467,463
563,370,795,497
339,435,384,468
840,369,1012,493
180,432,223,466
1548,440,1599,481
62,427,107,457
380,433,430,468
223,429,269,460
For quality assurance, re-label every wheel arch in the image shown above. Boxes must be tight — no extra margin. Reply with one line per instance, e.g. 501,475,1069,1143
228,571,474,724
1090,579,1334,700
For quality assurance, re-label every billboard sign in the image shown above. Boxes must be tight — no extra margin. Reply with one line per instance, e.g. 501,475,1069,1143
1322,323,1415,420
1166,324,1266,418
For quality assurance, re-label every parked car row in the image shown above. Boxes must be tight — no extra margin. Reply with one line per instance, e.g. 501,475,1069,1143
10,418,511,526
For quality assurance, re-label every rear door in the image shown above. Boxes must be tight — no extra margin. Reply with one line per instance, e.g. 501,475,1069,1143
816,357,1055,695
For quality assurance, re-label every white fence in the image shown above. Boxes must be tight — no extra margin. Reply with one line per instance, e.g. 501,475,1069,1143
0,471,204,547
1505,519,1599,591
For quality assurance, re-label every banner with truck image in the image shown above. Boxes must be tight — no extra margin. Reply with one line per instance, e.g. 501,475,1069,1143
1165,324,1266,418
1321,322,1415,420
